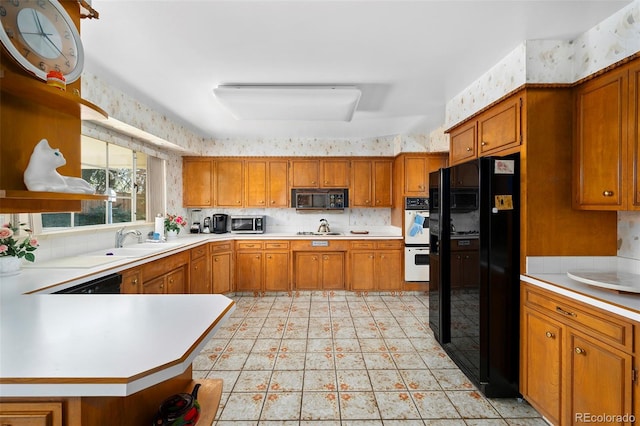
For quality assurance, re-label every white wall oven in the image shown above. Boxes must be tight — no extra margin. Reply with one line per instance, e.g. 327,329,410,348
405,246,430,282
404,197,430,281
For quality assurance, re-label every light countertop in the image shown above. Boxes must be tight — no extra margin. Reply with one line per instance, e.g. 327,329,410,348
0,228,401,397
522,272,640,322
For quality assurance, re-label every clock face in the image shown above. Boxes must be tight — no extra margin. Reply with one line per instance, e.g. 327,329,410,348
0,0,84,83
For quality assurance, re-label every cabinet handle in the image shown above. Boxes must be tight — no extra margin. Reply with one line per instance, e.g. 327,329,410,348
169,278,174,283
545,331,555,338
255,255,260,259
132,279,138,285
556,306,576,317
481,141,487,146
466,147,472,152
260,200,265,204
194,266,198,270
267,255,272,259
271,200,276,204
575,347,586,355
602,190,614,197
214,258,219,262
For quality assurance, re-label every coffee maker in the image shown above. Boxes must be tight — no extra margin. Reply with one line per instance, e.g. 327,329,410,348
189,209,202,234
212,214,228,234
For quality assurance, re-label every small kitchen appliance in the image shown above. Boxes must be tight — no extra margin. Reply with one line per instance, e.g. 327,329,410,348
230,215,265,233
189,209,202,234
202,216,211,233
212,214,229,234
291,189,348,211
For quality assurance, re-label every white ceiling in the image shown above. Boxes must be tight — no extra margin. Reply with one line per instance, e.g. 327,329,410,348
82,0,631,141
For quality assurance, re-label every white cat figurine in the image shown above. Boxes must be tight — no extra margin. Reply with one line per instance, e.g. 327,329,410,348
24,139,96,194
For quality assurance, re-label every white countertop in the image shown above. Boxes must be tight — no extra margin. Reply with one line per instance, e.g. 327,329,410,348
522,273,640,322
0,229,401,397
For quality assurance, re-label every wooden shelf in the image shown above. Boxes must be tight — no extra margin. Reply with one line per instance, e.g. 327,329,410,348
0,73,108,120
179,379,223,425
0,190,107,201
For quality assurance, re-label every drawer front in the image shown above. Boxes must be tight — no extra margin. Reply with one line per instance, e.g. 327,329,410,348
265,241,290,250
190,245,207,260
351,241,375,249
376,240,403,250
524,285,632,351
142,251,189,281
210,242,232,253
236,241,264,250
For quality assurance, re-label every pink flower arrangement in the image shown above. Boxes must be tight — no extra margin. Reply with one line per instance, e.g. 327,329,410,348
0,223,38,262
164,214,187,234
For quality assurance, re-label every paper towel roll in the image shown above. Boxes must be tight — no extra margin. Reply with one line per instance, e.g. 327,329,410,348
154,216,164,236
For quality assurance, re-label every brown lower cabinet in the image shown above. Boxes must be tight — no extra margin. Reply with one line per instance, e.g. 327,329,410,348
0,401,62,426
294,252,345,290
120,251,189,294
189,245,210,293
235,241,290,293
520,282,635,425
349,240,403,292
210,241,233,294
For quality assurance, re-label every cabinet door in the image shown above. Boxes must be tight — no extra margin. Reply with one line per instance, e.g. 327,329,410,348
183,158,213,207
321,253,344,289
351,160,373,207
215,159,244,206
166,267,186,294
449,121,477,165
212,252,232,294
478,96,522,155
521,309,563,426
236,252,263,291
245,160,268,207
373,160,393,207
0,402,63,426
190,255,210,293
404,156,427,195
143,276,165,294
290,160,320,187
264,251,289,292
322,159,350,187
376,250,402,291
566,331,632,425
268,160,289,207
350,251,375,291
574,67,627,209
121,268,141,294
294,253,321,289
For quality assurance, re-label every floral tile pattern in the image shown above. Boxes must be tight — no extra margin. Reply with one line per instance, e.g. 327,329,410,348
195,291,542,425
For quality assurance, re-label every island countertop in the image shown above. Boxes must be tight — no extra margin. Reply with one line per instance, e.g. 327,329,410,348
0,293,234,397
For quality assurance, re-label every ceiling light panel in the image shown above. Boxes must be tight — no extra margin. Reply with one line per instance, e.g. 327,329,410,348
213,85,361,121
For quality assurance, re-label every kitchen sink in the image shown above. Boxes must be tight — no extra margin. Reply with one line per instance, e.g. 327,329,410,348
296,231,343,236
134,242,183,249
87,242,184,257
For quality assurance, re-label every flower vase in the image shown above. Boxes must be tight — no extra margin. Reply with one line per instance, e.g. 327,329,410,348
0,256,21,276
166,230,179,239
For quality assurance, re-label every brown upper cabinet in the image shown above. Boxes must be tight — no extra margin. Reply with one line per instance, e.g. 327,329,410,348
351,159,393,207
573,58,640,211
448,93,523,166
289,159,349,188
245,159,289,207
215,159,244,207
183,158,214,207
395,153,448,198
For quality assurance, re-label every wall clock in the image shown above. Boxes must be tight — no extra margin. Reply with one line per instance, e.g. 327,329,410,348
0,0,84,83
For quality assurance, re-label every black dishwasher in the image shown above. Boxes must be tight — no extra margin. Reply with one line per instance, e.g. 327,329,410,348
53,273,122,294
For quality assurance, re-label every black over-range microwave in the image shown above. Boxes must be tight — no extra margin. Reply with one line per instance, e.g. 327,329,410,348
291,189,348,211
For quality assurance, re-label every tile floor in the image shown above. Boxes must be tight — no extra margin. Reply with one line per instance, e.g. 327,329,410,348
193,291,545,425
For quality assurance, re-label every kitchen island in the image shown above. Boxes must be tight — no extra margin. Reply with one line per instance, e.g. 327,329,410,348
0,241,235,425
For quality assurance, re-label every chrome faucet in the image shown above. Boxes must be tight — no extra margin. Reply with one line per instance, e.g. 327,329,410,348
115,227,143,248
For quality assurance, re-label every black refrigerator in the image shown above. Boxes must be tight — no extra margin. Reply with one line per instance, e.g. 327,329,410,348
429,153,520,398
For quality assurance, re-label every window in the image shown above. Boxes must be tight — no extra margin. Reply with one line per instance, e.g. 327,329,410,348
41,136,151,230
